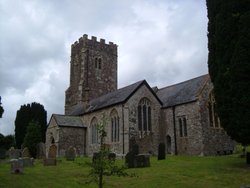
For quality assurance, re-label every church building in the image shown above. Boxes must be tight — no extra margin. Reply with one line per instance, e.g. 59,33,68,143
46,34,234,157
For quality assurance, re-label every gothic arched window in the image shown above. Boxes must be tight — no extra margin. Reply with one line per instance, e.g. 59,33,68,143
178,116,188,137
91,117,98,144
137,98,152,137
110,109,119,142
208,91,221,128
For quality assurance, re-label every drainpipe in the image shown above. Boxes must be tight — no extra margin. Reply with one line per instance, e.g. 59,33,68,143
172,106,178,155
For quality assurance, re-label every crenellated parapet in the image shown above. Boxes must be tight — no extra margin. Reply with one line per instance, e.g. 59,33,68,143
71,34,117,56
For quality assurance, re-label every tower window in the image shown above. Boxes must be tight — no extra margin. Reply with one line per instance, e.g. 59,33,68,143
98,58,102,69
95,57,102,69
95,58,98,69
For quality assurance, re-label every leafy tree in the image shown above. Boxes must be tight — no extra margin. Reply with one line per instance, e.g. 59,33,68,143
85,116,132,188
206,0,250,145
0,96,4,118
23,121,42,158
15,102,47,148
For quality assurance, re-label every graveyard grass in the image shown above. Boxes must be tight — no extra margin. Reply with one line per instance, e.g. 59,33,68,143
0,155,250,188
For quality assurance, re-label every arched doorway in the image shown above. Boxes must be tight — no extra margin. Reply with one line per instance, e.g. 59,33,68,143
166,135,171,154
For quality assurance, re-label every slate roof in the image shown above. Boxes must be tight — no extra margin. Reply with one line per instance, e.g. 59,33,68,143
156,74,209,108
52,114,86,128
69,80,162,115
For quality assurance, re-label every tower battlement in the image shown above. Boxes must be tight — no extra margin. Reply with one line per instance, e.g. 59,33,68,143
71,34,117,55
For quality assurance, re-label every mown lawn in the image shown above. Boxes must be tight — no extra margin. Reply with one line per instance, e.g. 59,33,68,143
0,155,249,188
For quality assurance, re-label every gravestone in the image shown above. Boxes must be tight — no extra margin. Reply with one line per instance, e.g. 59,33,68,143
134,154,150,168
20,157,34,167
36,142,46,159
10,159,23,174
48,144,57,158
9,147,21,159
65,146,76,161
22,147,30,158
247,152,250,165
44,144,57,166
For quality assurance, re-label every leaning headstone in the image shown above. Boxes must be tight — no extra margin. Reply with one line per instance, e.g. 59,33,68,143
65,146,76,161
10,159,23,174
22,147,30,158
44,144,57,166
36,142,46,159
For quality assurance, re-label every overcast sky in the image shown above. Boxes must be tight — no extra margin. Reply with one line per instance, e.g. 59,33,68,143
0,0,208,135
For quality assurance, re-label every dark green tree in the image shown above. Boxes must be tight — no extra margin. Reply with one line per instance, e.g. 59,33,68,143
23,121,42,158
0,96,4,118
15,102,47,148
0,134,15,150
206,0,250,145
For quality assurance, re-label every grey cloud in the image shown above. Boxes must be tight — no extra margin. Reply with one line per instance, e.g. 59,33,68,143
0,0,208,135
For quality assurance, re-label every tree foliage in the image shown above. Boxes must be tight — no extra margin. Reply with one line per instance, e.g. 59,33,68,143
23,121,42,158
206,0,250,145
14,102,47,148
0,133,15,150
0,96,4,118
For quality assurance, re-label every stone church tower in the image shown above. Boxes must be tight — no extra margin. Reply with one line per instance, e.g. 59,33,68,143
65,34,117,114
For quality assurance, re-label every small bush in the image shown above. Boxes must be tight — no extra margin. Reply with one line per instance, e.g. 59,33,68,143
108,152,116,161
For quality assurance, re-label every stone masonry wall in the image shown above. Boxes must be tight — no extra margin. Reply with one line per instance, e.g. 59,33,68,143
199,79,235,155
163,102,204,155
58,127,86,157
82,84,162,156
45,117,59,157
83,105,125,156
126,85,162,155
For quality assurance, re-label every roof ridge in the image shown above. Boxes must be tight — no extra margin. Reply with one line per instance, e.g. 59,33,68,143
158,74,208,91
